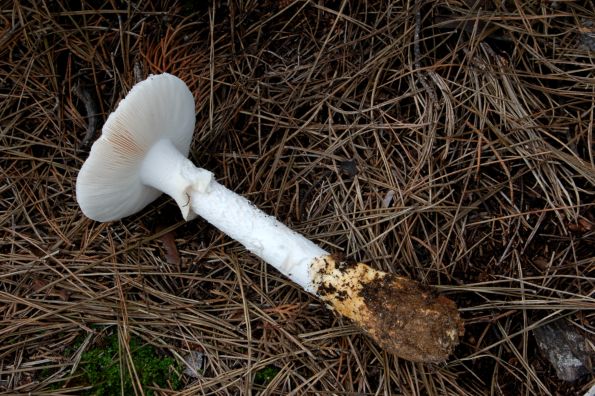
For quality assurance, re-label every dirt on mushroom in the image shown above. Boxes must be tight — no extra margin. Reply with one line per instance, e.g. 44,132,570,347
312,256,463,362
1,0,594,395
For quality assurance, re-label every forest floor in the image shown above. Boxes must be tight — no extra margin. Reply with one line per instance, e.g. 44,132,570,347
1,1,594,395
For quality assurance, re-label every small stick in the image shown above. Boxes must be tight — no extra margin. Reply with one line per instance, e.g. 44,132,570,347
73,82,99,147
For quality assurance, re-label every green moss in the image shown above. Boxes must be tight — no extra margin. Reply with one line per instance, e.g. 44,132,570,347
254,365,280,385
77,334,182,395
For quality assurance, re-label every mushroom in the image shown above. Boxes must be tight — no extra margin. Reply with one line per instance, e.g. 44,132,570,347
76,73,463,363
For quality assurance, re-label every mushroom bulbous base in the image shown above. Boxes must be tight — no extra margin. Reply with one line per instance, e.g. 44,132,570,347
311,256,464,363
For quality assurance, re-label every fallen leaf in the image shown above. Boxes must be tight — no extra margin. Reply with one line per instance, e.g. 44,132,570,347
159,230,180,265
568,217,593,233
31,279,48,292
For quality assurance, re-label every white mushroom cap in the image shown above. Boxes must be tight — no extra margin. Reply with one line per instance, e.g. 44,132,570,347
76,73,196,222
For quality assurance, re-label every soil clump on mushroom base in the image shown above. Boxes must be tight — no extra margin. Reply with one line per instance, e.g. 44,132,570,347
312,256,463,362
1,1,594,395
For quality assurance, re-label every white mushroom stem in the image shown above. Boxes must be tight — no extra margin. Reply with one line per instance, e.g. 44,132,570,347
140,138,328,291
190,182,328,291
140,139,213,221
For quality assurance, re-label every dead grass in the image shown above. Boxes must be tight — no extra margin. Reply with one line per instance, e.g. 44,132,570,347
1,0,594,394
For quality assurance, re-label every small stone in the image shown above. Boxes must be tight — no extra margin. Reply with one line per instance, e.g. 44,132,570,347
533,320,592,382
182,351,204,379
579,19,595,52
